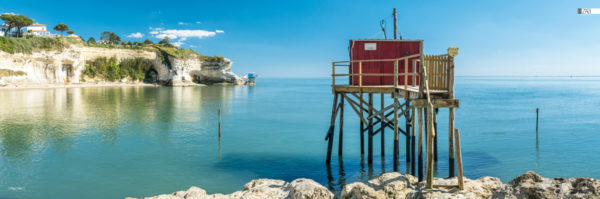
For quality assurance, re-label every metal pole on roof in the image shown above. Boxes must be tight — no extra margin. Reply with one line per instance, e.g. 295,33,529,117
393,8,397,40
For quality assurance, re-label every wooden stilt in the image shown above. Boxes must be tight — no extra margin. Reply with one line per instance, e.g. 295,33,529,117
454,128,464,190
393,98,399,171
338,97,344,156
325,93,340,165
448,107,455,177
434,108,438,162
426,107,435,188
411,107,416,176
380,93,385,156
417,108,423,181
360,93,365,156
368,93,374,165
405,100,411,163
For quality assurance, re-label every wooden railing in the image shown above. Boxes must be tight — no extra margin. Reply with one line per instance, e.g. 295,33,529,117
332,54,421,89
331,53,455,97
423,54,454,97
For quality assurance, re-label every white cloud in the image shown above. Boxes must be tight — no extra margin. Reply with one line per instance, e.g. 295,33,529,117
178,22,188,25
195,21,202,24
150,29,224,40
149,29,224,47
127,32,144,38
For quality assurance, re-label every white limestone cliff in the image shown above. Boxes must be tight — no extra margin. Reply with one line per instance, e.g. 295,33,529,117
0,43,244,86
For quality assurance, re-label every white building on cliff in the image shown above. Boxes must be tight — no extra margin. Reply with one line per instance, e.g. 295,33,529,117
25,24,52,37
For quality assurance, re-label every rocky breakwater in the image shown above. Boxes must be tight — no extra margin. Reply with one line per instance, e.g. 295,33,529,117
0,39,244,87
134,171,600,199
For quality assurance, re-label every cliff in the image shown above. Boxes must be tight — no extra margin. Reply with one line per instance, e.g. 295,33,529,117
134,171,600,199
0,38,244,86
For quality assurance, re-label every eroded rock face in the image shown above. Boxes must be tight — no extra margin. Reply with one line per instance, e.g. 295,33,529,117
0,44,243,86
192,59,244,85
134,171,600,199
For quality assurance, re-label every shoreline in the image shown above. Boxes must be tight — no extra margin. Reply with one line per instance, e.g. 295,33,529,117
0,82,216,90
133,171,600,199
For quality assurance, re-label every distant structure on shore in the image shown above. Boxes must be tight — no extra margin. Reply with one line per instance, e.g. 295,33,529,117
244,73,257,86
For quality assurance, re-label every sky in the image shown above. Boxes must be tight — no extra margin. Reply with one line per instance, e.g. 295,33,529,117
1,0,599,77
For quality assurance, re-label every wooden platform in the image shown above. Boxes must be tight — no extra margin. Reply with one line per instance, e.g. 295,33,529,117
332,85,450,99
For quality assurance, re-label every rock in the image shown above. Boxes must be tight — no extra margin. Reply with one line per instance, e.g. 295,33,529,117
136,171,600,199
367,172,416,199
340,182,386,199
286,178,334,199
193,59,244,85
0,44,244,86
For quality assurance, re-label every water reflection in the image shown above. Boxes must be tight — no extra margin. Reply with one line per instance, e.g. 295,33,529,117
0,86,240,162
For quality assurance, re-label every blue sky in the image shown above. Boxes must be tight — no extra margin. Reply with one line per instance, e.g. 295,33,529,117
2,0,599,77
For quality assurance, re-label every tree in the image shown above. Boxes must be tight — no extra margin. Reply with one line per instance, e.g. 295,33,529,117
53,23,69,36
67,30,74,35
0,14,16,37
100,31,121,45
158,37,174,48
109,33,120,44
88,37,96,43
143,39,153,45
14,15,33,37
4,15,33,37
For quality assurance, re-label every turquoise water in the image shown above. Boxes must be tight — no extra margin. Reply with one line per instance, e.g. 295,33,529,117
0,77,599,198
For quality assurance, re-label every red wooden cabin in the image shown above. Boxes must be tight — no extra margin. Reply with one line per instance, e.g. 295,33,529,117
350,40,422,86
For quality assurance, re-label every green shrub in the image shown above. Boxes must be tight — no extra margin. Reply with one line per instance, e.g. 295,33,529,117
0,37,67,54
83,57,153,81
0,69,27,77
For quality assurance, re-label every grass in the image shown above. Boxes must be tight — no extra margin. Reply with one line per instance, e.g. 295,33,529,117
155,46,225,62
0,37,72,54
0,69,27,77
0,36,227,64
83,57,153,81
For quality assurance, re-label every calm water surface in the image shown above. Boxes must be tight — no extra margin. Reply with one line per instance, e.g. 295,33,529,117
1,77,599,198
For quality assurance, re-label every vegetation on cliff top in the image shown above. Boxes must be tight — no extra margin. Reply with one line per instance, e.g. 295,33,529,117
83,57,153,82
0,37,79,54
0,36,225,63
0,69,27,77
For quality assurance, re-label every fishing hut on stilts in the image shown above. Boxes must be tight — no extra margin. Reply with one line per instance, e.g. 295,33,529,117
324,37,465,188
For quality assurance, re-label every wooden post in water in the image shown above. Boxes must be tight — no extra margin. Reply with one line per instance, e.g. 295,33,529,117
338,98,344,156
325,93,339,165
448,107,455,177
380,93,385,156
393,98,400,171
434,108,438,162
405,100,411,163
360,93,365,156
218,109,221,138
417,108,424,182
368,93,374,165
454,128,464,190
411,107,416,176
426,107,435,188
536,108,539,134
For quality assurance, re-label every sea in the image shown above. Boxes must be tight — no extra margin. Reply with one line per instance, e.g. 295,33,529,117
0,77,599,198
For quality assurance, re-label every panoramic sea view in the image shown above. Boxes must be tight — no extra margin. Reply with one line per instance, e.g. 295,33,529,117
1,77,599,198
